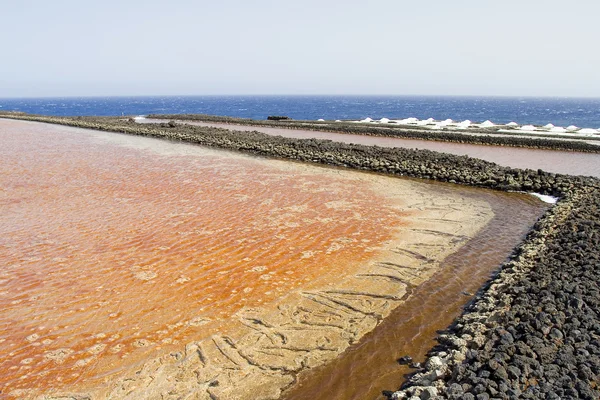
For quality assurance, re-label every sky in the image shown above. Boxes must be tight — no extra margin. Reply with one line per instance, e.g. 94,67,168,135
1,0,599,98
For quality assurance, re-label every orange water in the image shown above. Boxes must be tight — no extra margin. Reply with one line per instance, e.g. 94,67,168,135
0,120,406,395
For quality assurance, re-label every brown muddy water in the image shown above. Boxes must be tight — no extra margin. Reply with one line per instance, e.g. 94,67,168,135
1,119,547,399
150,119,600,178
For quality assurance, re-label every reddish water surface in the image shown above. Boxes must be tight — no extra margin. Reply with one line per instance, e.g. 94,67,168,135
155,120,600,178
0,120,407,396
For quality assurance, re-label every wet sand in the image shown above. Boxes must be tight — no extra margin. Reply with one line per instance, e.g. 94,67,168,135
1,119,543,399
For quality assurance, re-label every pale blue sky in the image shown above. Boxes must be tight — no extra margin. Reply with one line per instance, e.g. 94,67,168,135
1,0,598,97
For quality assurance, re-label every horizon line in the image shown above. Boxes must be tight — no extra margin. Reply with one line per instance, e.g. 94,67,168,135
2,93,600,100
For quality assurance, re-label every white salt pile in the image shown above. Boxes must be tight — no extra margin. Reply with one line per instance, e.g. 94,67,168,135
578,128,598,135
506,122,519,127
566,125,579,131
360,117,373,123
457,120,471,128
520,125,536,131
480,120,495,127
317,118,325,122
544,123,555,129
379,118,390,123
550,127,567,133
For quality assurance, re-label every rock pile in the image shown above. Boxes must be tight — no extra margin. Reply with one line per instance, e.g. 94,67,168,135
391,187,600,399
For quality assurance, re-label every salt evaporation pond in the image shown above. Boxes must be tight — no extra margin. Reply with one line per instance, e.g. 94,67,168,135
148,119,600,178
0,119,547,399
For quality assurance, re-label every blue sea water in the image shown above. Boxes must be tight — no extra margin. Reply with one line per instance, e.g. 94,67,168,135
1,95,599,128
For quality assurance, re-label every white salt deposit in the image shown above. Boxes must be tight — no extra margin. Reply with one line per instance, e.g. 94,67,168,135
550,127,567,133
394,118,417,125
335,120,341,122
349,118,596,135
317,119,325,122
530,193,559,204
134,115,147,120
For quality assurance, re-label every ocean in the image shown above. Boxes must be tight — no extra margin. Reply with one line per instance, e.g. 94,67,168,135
1,95,599,128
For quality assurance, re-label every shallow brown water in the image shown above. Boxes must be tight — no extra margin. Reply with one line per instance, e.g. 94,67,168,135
0,119,547,399
157,120,600,178
282,188,547,400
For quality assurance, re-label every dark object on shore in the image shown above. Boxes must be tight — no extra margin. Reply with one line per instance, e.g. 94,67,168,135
167,120,177,128
267,115,291,121
409,362,422,369
397,355,413,365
